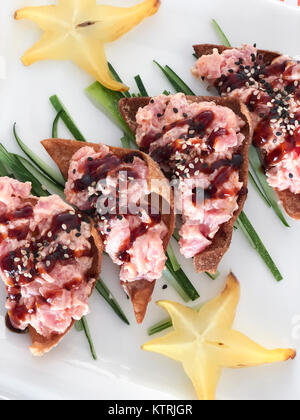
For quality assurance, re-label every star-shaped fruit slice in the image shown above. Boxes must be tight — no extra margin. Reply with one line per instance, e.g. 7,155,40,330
142,273,296,400
15,0,160,91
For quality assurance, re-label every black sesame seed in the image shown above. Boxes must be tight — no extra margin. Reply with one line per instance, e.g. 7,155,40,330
117,215,123,220
183,113,188,118
73,169,76,174
150,99,154,104
157,113,162,118
162,284,168,290
289,173,294,179
75,233,81,237
87,157,93,162
173,108,179,114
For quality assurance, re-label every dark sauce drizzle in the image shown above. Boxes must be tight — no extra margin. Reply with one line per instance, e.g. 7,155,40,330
72,152,161,265
140,108,243,201
0,208,91,331
214,53,300,170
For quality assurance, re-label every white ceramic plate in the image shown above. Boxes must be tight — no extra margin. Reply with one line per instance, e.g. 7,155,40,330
0,0,300,401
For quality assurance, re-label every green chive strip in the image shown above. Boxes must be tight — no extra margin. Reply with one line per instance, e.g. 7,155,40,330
205,271,220,281
165,259,200,301
0,144,48,197
75,320,84,332
50,95,86,142
162,268,190,303
148,317,173,336
52,111,62,138
120,136,131,149
237,211,283,281
81,316,98,360
211,19,231,47
95,278,130,325
249,146,289,227
248,170,271,208
15,154,65,198
86,82,136,144
108,62,131,98
134,75,149,97
166,244,180,272
13,123,65,187
154,61,195,96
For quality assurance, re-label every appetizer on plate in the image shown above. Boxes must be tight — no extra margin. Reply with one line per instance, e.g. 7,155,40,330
42,139,174,323
119,94,252,273
0,177,102,356
192,44,300,219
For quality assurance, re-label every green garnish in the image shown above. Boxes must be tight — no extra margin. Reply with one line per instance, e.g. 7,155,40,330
211,19,231,47
95,278,130,325
249,146,290,227
80,316,98,360
166,244,180,272
0,159,10,177
148,317,173,336
165,258,200,302
86,82,136,144
15,154,65,198
162,268,190,303
205,271,220,281
120,136,132,149
211,20,289,228
0,144,48,197
108,62,131,98
248,170,271,208
75,320,84,332
237,211,283,281
134,75,149,97
13,123,65,187
50,95,86,142
154,61,195,96
52,111,62,138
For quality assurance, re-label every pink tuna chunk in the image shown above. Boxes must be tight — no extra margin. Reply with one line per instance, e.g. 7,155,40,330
0,178,95,338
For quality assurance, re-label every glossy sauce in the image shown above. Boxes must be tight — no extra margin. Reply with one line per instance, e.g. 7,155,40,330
0,210,91,331
73,151,162,266
117,207,161,263
142,107,243,205
140,110,214,151
214,53,300,169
